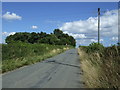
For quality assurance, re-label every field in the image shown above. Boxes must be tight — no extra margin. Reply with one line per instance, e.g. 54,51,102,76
1,42,72,73
78,43,120,88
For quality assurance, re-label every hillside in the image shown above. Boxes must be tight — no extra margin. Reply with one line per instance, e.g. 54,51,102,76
5,29,76,47
78,43,120,88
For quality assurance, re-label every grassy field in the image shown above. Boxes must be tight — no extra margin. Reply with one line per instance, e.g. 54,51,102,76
78,43,120,88
1,42,72,73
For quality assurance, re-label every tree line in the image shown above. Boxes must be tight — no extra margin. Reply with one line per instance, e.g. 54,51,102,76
5,29,76,46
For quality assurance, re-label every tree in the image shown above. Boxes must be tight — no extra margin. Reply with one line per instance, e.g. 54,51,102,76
5,29,76,47
53,29,63,39
5,35,14,44
28,32,39,44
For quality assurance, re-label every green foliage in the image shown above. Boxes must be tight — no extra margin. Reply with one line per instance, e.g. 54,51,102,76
80,43,104,53
2,42,68,61
88,43,104,52
5,29,76,47
2,42,72,73
117,42,120,46
54,29,63,38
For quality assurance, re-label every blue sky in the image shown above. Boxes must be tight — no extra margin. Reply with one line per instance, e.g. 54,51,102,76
2,2,118,46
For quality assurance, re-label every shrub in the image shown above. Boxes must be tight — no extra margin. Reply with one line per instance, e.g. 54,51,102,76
87,43,104,53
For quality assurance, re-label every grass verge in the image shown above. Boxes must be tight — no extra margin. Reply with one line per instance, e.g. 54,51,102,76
1,42,72,73
78,43,120,88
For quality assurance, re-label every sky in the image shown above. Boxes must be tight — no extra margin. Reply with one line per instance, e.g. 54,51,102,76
2,2,119,46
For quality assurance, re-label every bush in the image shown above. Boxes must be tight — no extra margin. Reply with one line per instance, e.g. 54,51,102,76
87,43,104,53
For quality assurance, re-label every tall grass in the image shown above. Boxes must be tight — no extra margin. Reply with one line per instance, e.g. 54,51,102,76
2,42,72,73
78,43,120,88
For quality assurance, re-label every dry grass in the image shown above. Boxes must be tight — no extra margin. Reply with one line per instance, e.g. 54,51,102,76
78,48,101,88
78,46,120,88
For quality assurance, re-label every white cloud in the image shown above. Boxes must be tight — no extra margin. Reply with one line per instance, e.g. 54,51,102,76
9,32,16,36
2,12,22,20
91,39,103,43
2,32,16,36
100,39,104,42
91,39,98,42
76,39,92,46
71,33,87,39
31,25,38,29
2,32,16,43
63,31,86,39
60,9,118,46
111,37,118,41
2,32,8,35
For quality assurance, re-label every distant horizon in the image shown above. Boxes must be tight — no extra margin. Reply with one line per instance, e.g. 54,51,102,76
2,2,119,47
1,30,119,47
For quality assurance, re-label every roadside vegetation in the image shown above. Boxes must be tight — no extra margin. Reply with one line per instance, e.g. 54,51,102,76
1,29,75,73
78,43,120,88
2,42,72,73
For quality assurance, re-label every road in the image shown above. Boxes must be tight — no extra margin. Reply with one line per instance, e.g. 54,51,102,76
2,49,84,88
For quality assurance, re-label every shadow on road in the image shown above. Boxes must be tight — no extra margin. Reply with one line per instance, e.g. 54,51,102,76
45,60,80,68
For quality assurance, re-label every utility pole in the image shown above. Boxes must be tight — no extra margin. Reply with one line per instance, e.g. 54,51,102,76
98,8,100,44
118,2,120,45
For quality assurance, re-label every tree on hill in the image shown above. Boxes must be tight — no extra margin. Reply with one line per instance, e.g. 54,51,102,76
5,29,76,46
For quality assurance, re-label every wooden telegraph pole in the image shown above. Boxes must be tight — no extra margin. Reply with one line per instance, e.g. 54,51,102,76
98,8,100,44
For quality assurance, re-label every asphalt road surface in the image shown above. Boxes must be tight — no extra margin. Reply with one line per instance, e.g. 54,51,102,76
2,49,84,88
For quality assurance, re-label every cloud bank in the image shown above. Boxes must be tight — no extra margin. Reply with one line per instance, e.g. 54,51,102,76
2,32,16,36
59,9,118,46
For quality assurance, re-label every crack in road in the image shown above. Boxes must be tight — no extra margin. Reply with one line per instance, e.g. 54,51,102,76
45,60,80,68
